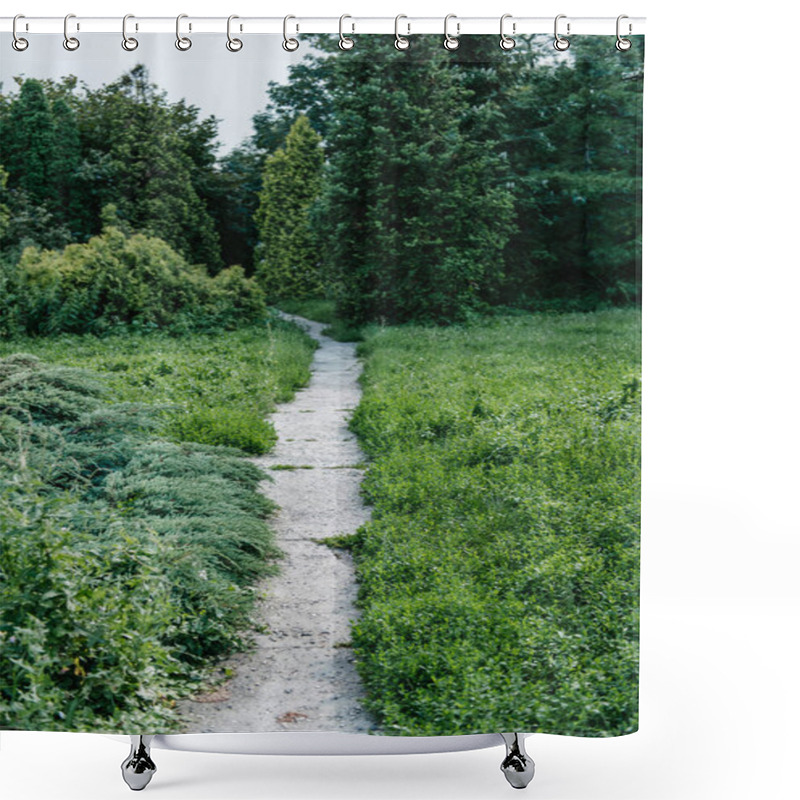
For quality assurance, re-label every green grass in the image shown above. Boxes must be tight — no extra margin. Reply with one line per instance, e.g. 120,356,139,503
0,315,316,453
273,299,364,342
349,308,641,737
0,316,317,732
274,298,337,324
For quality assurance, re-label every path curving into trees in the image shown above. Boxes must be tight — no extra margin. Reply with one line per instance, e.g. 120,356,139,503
177,315,376,734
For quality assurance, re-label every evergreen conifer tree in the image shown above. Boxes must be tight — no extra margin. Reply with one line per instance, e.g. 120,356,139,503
313,37,516,324
253,115,324,299
1,80,57,208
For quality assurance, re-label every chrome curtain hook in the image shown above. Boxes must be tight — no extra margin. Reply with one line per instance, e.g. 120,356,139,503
339,14,355,50
176,13,192,51
443,14,460,51
12,14,29,51
616,14,632,51
122,14,138,51
283,15,299,51
227,15,243,51
394,14,410,50
500,14,516,50
554,14,570,51
63,13,80,51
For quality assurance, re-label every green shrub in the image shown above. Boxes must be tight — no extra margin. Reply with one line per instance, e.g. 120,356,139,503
0,319,316,454
0,483,181,732
168,406,276,454
0,350,297,731
5,217,266,336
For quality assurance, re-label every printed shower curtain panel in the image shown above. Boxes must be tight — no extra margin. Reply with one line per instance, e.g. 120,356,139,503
0,22,643,788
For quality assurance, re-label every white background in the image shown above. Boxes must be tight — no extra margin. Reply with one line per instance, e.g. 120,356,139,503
2,1,799,798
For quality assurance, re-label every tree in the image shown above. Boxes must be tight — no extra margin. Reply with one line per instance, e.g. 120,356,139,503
312,36,516,324
62,66,223,271
253,115,324,299
499,37,644,306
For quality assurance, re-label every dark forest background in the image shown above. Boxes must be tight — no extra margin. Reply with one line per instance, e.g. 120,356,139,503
0,35,642,335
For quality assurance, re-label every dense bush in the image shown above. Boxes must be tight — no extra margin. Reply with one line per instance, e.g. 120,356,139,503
348,310,641,736
1,214,265,337
0,332,315,731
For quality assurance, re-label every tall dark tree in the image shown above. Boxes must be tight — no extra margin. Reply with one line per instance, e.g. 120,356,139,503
50,98,89,239
0,80,58,208
312,36,516,323
500,38,644,305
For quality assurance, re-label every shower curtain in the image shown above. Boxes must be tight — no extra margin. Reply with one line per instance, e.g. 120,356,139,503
0,27,643,742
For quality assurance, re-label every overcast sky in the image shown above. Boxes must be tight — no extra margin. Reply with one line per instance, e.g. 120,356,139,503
1,33,299,155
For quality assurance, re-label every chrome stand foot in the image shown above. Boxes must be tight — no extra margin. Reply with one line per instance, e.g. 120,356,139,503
500,733,535,789
121,735,156,791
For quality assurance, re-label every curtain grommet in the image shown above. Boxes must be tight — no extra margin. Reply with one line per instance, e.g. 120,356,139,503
176,14,192,51
500,14,516,50
121,14,138,51
226,15,243,52
12,14,29,51
394,14,410,50
616,14,632,51
339,14,355,50
443,14,460,50
554,14,571,51
63,13,80,51
283,15,300,51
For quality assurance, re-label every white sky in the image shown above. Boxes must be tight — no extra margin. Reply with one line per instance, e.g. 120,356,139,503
1,33,298,155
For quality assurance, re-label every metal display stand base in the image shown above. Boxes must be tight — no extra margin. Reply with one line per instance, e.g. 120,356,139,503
119,732,534,791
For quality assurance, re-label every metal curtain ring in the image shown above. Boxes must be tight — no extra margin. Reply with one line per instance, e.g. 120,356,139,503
122,14,138,51
554,14,570,51
394,14,410,50
227,15,243,51
500,14,515,50
12,14,29,51
616,14,632,51
176,14,192,50
63,13,80,51
443,14,459,50
339,14,354,50
283,15,299,51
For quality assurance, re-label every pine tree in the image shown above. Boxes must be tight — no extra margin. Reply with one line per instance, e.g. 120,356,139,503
50,98,87,238
313,36,516,324
1,80,57,208
500,37,644,305
253,115,323,299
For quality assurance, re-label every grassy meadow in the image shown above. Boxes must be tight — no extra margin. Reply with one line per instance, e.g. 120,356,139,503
344,309,641,736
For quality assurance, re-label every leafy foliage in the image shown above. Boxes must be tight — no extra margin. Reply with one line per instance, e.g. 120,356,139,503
2,215,265,337
349,310,641,735
0,319,315,454
0,70,225,270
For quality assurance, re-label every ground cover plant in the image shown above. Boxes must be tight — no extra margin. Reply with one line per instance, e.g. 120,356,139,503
0,319,315,732
0,318,315,454
347,309,641,736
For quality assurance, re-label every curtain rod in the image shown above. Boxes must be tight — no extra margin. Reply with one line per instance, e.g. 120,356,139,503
2,16,646,37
